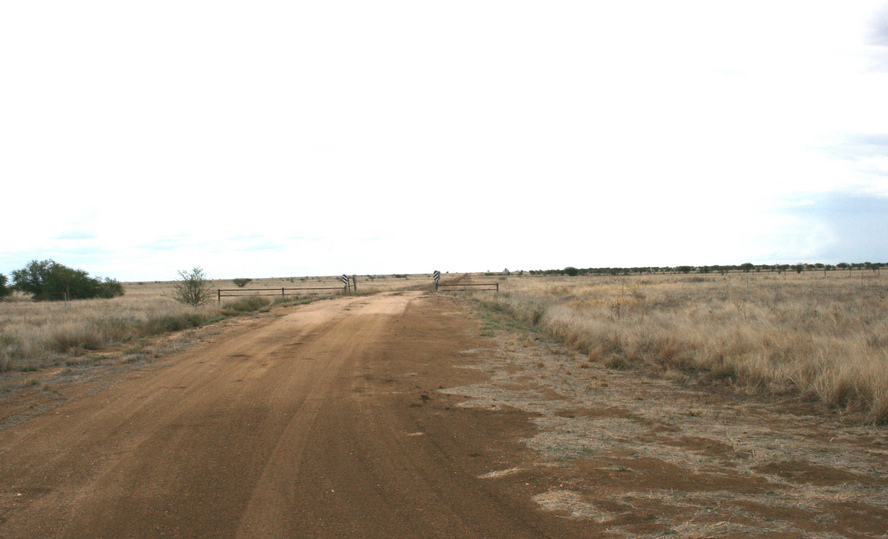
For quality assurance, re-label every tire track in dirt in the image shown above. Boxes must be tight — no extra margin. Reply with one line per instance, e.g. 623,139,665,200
0,293,589,538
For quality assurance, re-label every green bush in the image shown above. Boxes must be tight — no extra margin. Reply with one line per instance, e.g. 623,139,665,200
0,274,10,300
99,278,125,298
11,260,125,301
172,267,213,307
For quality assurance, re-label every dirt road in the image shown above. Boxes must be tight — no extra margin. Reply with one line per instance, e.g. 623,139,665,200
3,291,888,538
0,292,587,538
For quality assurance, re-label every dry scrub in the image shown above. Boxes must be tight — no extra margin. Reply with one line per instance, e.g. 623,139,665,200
1,297,242,372
0,273,431,373
0,281,273,372
483,271,888,424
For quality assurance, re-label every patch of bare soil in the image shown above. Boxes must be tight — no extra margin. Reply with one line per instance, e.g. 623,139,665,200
0,308,280,432
3,292,887,538
442,302,888,537
0,293,593,537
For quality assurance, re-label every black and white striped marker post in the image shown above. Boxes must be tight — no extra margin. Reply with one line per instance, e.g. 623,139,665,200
341,274,349,293
433,270,440,291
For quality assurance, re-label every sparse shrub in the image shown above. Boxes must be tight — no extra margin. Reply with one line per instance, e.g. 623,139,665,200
172,267,213,307
233,278,252,288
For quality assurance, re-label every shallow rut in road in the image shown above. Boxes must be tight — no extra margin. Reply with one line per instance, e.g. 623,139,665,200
0,292,587,538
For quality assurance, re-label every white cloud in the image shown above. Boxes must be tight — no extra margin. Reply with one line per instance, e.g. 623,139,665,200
2,1,888,280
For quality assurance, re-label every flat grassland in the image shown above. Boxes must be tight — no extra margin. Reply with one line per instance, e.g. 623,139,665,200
477,269,888,425
3,269,886,424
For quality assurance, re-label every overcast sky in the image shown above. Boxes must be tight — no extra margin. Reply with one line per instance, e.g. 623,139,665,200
2,1,887,282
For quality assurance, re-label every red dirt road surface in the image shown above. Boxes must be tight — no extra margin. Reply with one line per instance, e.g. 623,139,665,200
4,291,888,537
0,293,588,538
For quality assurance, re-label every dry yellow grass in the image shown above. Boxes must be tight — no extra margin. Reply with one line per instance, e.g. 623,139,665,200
9,268,885,424
0,273,429,372
0,283,209,371
479,270,888,424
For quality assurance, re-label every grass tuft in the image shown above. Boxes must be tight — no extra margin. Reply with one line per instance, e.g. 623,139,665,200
0,334,24,372
220,295,272,315
50,328,103,354
143,313,210,335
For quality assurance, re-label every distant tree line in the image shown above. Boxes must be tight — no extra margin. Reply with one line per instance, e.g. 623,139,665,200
527,262,885,277
1,259,124,301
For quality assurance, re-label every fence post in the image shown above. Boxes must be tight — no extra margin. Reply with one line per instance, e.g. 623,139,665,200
218,289,221,304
